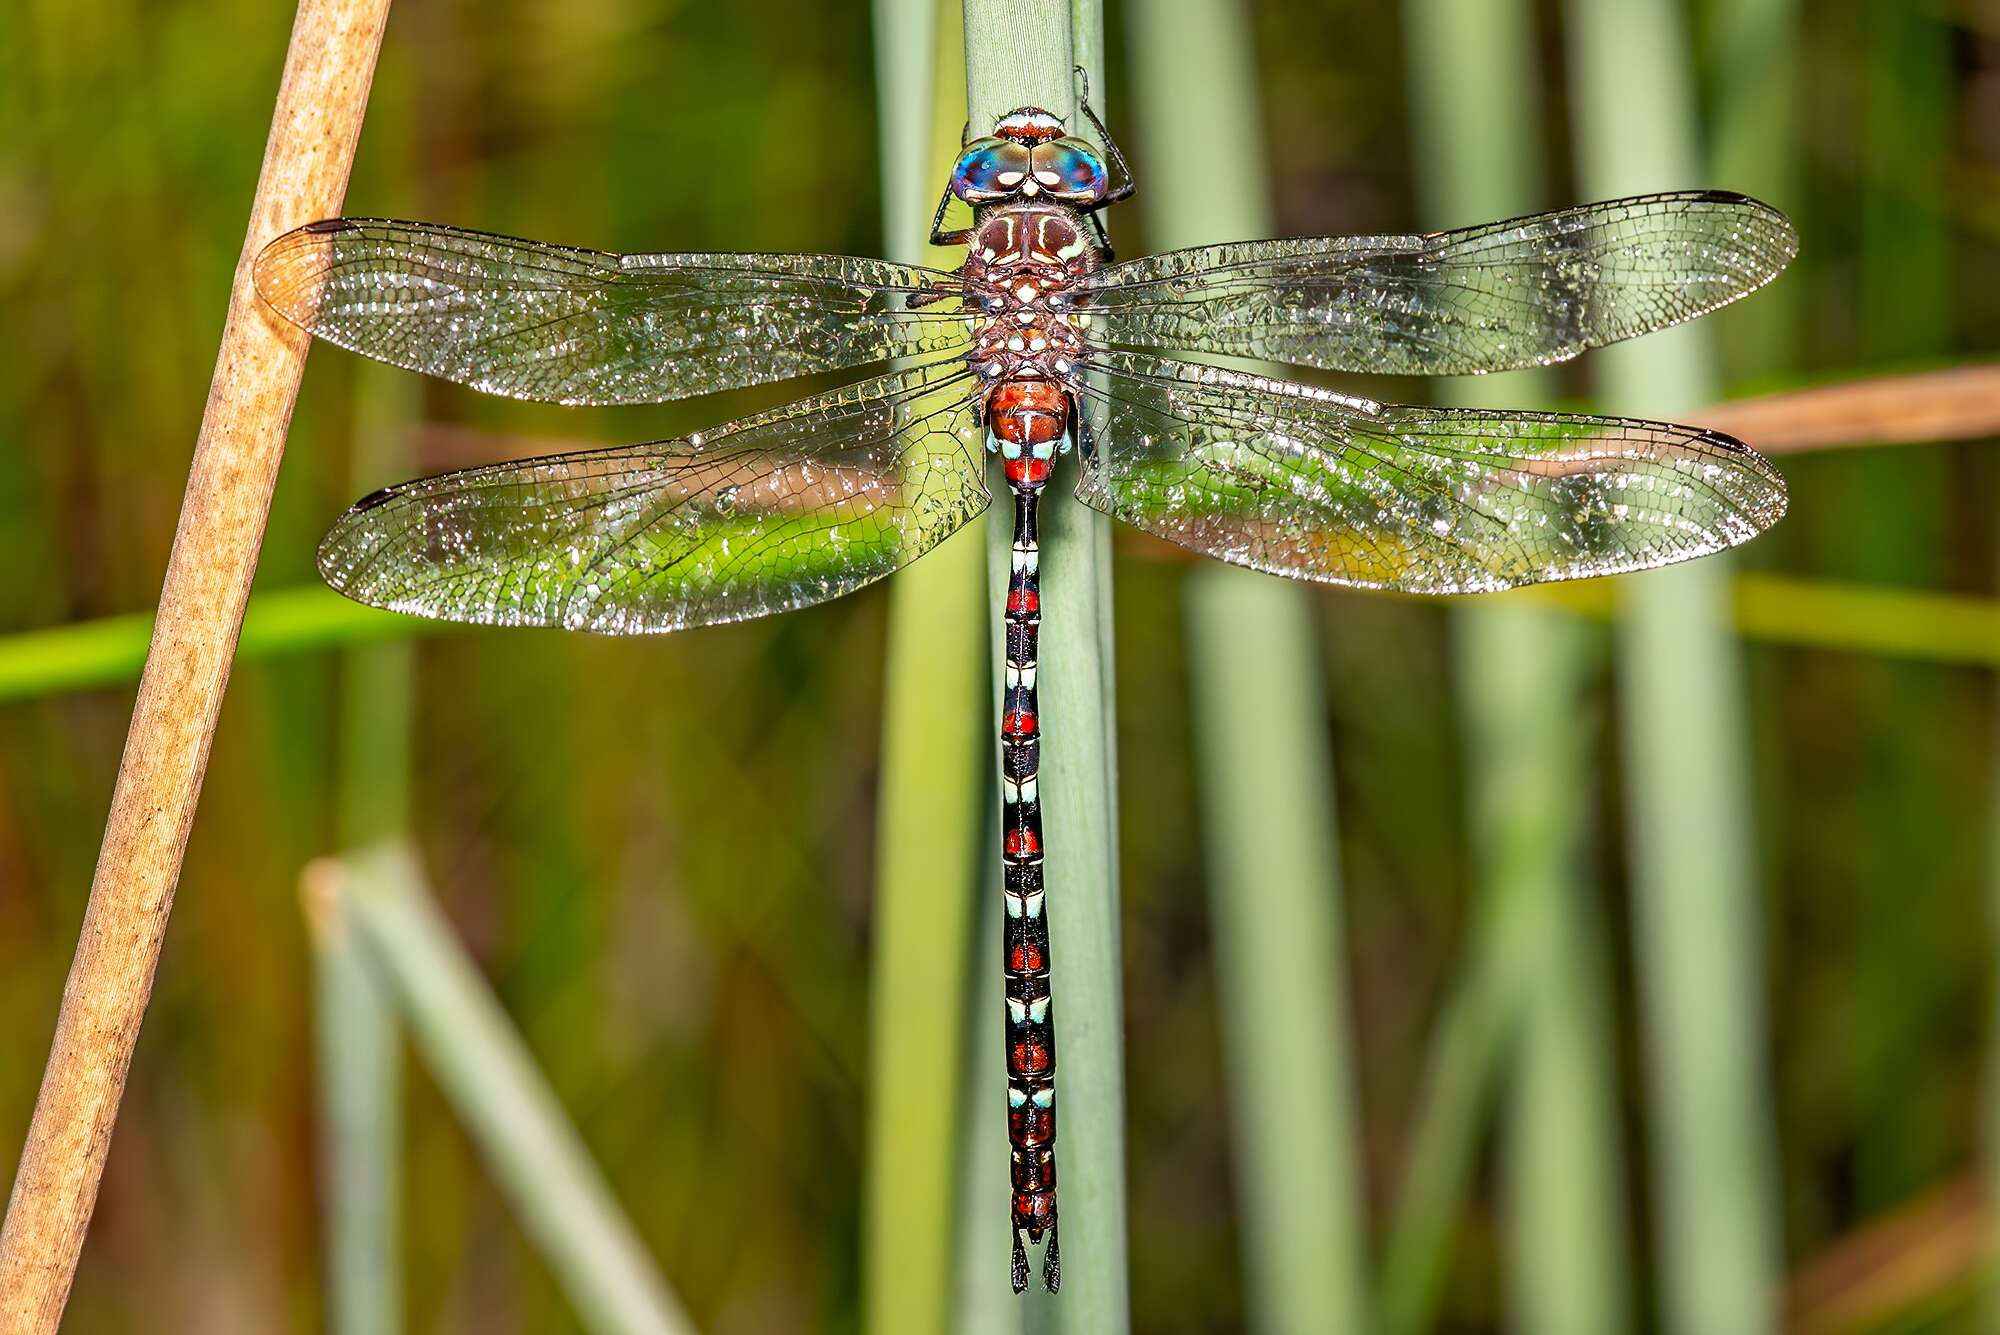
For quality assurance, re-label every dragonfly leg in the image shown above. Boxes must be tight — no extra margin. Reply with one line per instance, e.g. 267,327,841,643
1075,88,1136,206
1084,208,1117,263
1067,82,1132,259
905,277,966,311
930,183,971,249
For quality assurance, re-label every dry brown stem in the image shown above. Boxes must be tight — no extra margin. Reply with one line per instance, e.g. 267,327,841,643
1783,1176,1985,1335
0,2,391,1328
416,359,2000,491
1699,363,2000,454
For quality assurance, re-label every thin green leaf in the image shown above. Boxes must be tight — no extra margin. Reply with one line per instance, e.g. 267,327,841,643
1126,4,1373,1332
328,843,696,1335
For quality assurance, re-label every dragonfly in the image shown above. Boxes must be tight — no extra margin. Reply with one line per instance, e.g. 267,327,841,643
255,98,1794,1295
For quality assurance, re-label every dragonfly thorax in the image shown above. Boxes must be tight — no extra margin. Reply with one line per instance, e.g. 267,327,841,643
961,203,1097,490
969,312,1085,381
968,208,1096,271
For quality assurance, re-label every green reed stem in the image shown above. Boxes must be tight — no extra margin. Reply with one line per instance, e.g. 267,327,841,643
326,843,694,1335
963,1,1128,1327
1399,1,1631,1331
1125,5,1372,1332
865,2,987,1332
1567,2,1782,1330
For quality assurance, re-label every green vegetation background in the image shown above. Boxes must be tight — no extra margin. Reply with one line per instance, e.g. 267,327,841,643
2,0,1997,1331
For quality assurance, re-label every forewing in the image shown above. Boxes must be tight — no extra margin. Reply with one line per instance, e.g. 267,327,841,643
256,219,973,405
318,362,988,633
1075,351,1786,593
1084,191,1796,376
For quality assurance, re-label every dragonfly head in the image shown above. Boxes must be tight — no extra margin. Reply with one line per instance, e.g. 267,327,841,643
951,108,1110,205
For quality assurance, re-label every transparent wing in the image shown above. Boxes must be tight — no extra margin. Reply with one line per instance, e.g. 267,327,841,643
318,361,988,633
1074,351,1786,593
1083,191,1796,376
256,219,974,405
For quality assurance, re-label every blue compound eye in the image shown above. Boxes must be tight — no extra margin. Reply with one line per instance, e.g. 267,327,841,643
952,139,1031,201
1033,139,1108,201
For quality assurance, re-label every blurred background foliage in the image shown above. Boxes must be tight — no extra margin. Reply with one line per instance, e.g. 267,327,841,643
3,0,2000,1331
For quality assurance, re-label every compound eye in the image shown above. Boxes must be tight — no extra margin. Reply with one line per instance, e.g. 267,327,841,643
1033,139,1108,201
952,139,1031,201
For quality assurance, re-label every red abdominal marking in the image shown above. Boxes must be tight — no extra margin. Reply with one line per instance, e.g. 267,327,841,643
1010,1099,1055,1145
1004,456,1055,486
1014,1191,1057,1231
1013,1156,1055,1192
990,380,1069,446
1011,1037,1051,1074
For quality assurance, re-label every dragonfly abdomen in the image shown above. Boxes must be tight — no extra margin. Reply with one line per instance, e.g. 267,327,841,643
1000,483,1060,1294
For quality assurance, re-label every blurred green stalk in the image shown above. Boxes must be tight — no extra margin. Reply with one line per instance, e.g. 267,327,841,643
1459,608,1626,1334
324,843,694,1335
306,889,401,1335
926,18,1021,1335
1374,905,1521,1335
1988,603,2000,1333
865,2,987,1332
0,587,424,703
1851,0,1953,1240
314,363,420,1335
954,890,1025,1335
1987,634,2000,1334
1859,1,1950,365
1566,1,1781,1331
1399,1,1630,1332
1705,0,1801,383
1125,5,1371,1333
963,1,1128,1328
